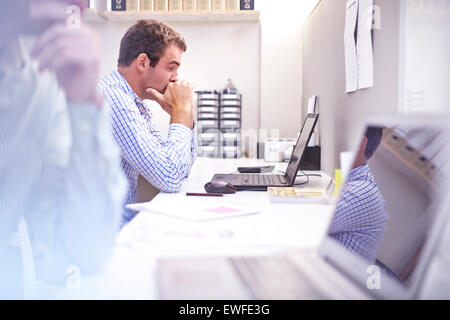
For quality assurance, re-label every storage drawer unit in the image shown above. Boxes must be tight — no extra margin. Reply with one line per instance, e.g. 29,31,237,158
220,119,241,130
222,145,241,159
198,99,220,107
220,113,241,120
198,112,220,120
222,131,241,145
198,92,220,100
198,106,219,113
198,120,220,130
198,131,221,146
199,145,221,158
196,89,242,158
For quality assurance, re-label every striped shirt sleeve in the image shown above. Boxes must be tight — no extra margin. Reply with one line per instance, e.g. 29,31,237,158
101,84,195,193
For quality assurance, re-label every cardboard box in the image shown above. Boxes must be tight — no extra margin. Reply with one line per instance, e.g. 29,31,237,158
126,0,139,11
225,0,239,11
154,0,168,11
211,0,225,11
169,0,183,11
183,0,196,11
140,0,153,11
197,0,210,11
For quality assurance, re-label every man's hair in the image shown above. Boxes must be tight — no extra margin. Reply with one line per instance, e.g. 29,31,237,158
118,20,187,67
364,127,384,159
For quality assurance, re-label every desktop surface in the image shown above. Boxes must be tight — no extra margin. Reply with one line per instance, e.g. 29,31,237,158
54,158,334,299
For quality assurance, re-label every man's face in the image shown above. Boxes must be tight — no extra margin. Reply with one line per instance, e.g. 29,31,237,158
143,44,183,95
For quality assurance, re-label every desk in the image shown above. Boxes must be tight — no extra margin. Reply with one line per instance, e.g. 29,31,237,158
58,158,335,299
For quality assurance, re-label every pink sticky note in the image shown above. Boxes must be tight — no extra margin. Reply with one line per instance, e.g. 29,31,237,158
204,206,240,214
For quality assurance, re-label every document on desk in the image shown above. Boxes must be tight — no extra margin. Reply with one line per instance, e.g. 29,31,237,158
344,0,359,93
126,198,260,222
357,0,374,90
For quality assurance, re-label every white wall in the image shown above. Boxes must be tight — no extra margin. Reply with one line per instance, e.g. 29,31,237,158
399,0,450,114
370,146,431,276
257,0,319,138
302,0,405,176
88,20,260,137
87,0,320,142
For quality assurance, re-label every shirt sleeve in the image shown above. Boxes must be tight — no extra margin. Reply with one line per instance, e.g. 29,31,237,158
328,179,387,236
102,86,196,193
189,121,198,176
59,102,127,272
328,186,362,235
27,96,127,281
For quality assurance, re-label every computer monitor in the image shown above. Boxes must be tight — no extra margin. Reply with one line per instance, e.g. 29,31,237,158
319,116,450,298
284,113,319,184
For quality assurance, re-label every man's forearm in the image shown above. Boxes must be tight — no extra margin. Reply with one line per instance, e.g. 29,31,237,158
170,111,194,129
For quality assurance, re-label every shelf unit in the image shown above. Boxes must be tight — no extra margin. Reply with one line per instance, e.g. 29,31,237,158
84,9,260,23
379,128,445,191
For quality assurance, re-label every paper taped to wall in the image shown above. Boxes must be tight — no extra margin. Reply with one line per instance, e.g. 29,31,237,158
357,0,374,90
344,0,359,93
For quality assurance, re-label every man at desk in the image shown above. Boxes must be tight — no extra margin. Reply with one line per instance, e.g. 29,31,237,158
328,127,388,263
98,20,197,223
0,0,126,298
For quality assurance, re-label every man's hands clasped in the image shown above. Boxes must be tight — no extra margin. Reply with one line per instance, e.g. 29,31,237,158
146,81,194,129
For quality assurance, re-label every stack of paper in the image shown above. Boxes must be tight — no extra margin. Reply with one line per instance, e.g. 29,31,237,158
268,187,329,204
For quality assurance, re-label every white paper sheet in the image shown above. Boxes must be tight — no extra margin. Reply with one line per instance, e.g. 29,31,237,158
357,0,374,90
126,198,260,222
344,0,359,93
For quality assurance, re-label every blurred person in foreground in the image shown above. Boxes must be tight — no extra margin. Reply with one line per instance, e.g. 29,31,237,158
0,0,126,298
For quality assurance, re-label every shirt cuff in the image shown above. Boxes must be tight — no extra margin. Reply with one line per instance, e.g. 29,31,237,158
191,121,198,155
169,123,195,147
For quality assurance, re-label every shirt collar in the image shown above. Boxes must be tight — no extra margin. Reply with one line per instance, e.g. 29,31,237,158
110,70,144,106
347,163,372,182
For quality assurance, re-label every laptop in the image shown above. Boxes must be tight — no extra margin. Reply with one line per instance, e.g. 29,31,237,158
157,115,450,299
211,113,319,191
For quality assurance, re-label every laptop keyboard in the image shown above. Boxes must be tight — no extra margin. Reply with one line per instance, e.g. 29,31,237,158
230,256,324,299
240,174,286,186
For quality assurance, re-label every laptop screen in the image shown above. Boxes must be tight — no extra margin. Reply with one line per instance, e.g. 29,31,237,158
325,121,450,288
285,114,319,184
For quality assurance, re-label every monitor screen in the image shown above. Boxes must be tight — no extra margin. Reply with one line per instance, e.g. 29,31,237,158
325,122,449,287
285,114,319,184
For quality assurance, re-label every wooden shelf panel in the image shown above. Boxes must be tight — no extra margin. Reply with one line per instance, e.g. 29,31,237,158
83,8,107,22
85,10,260,23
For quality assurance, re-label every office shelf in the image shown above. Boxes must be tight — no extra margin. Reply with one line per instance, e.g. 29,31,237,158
83,8,107,22
86,10,259,23
378,128,445,191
